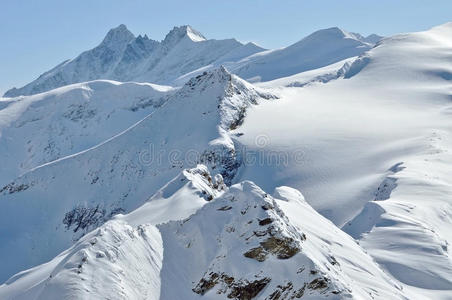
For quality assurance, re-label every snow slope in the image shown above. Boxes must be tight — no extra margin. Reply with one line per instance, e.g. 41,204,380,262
234,22,452,298
0,67,274,282
0,80,173,186
0,166,407,299
3,25,265,97
229,27,376,82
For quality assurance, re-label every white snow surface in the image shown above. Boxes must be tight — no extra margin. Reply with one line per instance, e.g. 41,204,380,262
234,22,452,298
229,27,375,82
173,27,377,86
0,80,174,186
0,166,406,299
0,22,452,300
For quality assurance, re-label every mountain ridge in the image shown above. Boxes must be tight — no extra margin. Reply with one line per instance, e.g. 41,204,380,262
0,67,275,282
0,166,407,300
3,25,263,97
3,25,380,97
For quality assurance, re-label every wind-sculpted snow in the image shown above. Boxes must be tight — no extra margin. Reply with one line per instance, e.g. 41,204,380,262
0,167,406,299
0,67,274,282
234,22,452,299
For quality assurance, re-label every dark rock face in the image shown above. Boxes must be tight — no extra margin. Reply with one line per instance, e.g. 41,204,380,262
0,182,31,194
244,236,300,262
63,205,106,233
62,204,124,235
244,247,267,262
193,272,270,300
307,277,329,290
228,277,271,300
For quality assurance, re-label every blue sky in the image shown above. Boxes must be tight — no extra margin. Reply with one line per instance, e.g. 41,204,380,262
1,0,451,96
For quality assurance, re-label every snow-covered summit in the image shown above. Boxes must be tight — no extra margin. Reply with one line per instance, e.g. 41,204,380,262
223,26,377,83
180,66,275,130
162,25,206,46
99,24,135,50
300,27,359,43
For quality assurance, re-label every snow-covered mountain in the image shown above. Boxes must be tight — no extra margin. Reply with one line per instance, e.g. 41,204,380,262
0,166,406,300
3,25,265,97
3,25,378,97
1,21,452,300
229,27,377,82
234,22,452,299
0,67,275,282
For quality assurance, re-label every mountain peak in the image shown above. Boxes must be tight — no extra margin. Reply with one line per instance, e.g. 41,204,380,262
180,66,275,135
100,24,135,49
162,25,206,46
183,66,232,89
362,33,383,44
285,26,372,52
307,27,352,40
310,28,382,45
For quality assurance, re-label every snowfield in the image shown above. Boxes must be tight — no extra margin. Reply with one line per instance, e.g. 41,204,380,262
0,21,452,300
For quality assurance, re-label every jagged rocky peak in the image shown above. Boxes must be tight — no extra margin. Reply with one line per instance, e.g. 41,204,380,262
162,25,206,46
168,181,345,299
181,66,276,130
150,164,227,203
362,33,384,44
183,65,232,89
100,24,135,50
171,67,275,186
122,34,159,59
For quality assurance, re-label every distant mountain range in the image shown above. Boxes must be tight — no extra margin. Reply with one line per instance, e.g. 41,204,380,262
3,25,381,97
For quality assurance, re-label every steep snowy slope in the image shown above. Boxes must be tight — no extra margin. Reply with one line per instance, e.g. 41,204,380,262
229,27,376,82
255,57,356,89
0,166,407,300
132,27,263,85
234,23,452,298
0,68,274,282
4,25,140,97
0,80,173,186
4,25,265,97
